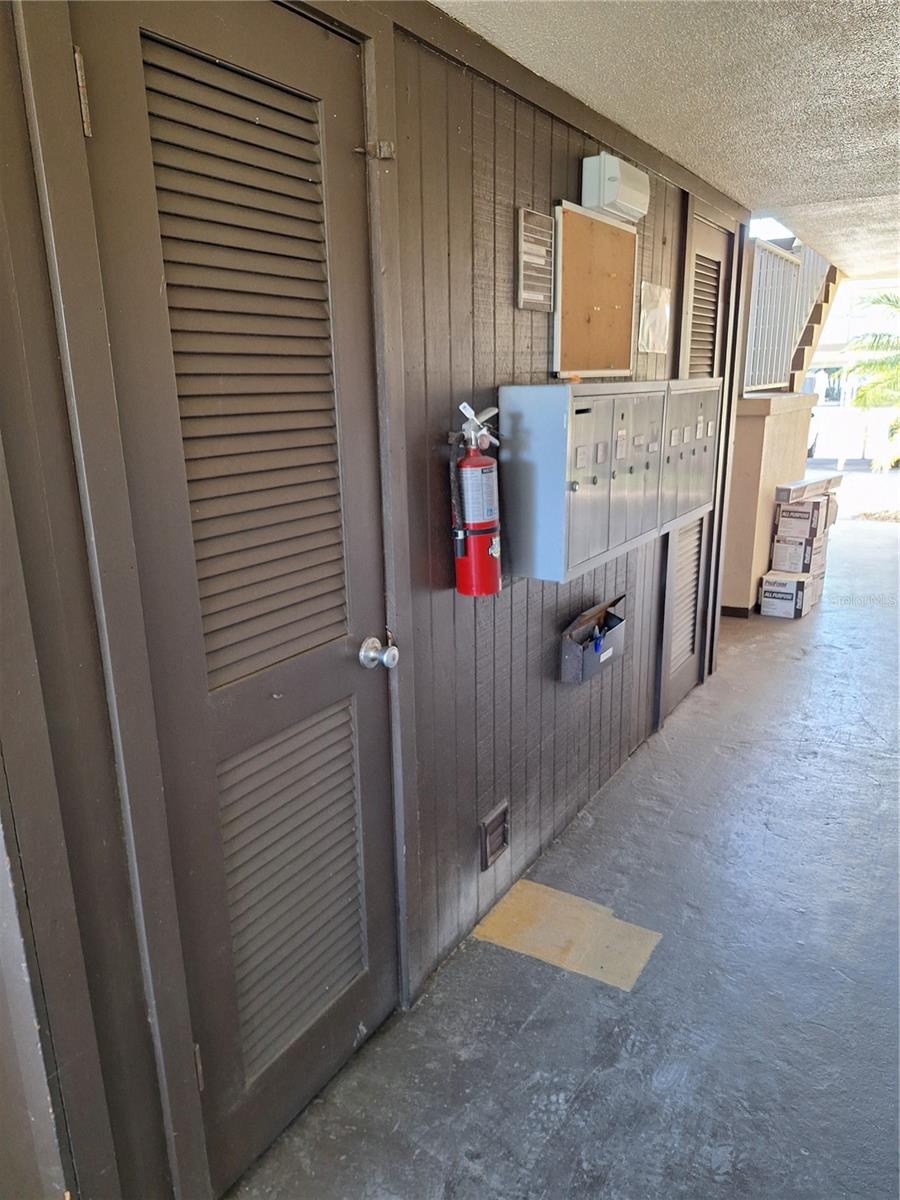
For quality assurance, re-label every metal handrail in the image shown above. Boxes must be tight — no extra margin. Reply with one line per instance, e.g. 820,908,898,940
792,244,830,349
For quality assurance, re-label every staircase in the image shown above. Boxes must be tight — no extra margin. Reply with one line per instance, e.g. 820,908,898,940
743,241,840,393
789,264,842,391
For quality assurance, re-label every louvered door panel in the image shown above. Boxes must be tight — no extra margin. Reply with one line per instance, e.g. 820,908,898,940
670,518,703,672
689,253,721,378
142,37,346,691
218,699,365,1081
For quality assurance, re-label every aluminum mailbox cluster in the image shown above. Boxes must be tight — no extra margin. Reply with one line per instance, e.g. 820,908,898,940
499,378,722,584
660,380,721,526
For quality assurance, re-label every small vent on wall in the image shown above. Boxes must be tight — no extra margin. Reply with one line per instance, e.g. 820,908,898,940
517,209,554,312
688,254,721,378
480,803,510,870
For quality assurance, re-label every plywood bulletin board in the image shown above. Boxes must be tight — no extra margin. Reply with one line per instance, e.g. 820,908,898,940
553,202,637,378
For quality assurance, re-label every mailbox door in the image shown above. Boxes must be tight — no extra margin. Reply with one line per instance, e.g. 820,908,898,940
681,391,696,513
608,397,631,549
643,391,665,533
626,393,646,542
566,403,598,571
588,397,614,559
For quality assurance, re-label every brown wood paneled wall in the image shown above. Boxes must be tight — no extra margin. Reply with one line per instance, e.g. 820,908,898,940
396,32,683,990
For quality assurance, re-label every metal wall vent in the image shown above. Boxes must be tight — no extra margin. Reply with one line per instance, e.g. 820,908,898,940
517,208,554,312
480,803,510,870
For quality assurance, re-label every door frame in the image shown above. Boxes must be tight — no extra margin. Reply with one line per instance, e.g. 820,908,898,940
676,196,743,684
0,426,108,1199
14,4,213,1195
658,510,712,720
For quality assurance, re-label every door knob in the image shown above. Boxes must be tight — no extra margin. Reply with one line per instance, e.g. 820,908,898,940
359,635,399,670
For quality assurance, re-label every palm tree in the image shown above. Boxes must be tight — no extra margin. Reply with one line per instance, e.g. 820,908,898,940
848,291,900,409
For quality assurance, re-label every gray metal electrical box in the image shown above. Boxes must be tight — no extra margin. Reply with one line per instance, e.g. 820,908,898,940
499,381,667,583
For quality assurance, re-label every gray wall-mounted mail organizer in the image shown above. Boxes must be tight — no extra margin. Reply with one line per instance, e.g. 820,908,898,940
560,594,626,684
499,378,722,584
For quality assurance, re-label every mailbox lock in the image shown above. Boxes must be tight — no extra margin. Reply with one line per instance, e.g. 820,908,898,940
570,480,580,492
628,465,635,474
611,470,617,480
645,460,650,470
591,475,599,485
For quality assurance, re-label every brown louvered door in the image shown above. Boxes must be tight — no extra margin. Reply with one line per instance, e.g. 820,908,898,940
70,4,397,1191
663,514,710,716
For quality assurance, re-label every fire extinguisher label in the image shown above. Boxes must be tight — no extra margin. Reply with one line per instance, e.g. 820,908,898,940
460,464,499,525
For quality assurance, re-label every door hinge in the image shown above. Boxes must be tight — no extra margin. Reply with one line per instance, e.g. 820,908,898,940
72,45,92,138
353,140,395,160
192,1042,204,1093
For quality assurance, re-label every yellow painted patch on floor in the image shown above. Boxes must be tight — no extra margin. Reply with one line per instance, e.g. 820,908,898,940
473,879,661,991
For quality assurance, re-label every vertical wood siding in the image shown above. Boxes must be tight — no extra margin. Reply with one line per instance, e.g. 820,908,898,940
395,33,682,990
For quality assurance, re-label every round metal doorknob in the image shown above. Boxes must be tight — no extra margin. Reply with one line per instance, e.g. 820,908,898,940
359,636,400,670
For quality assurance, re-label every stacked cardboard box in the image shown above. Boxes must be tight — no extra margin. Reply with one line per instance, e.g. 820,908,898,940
759,480,840,619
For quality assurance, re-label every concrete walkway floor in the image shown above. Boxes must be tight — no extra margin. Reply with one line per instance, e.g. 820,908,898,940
230,517,899,1200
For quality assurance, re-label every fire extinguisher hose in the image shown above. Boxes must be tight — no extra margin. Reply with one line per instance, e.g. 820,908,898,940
448,433,463,532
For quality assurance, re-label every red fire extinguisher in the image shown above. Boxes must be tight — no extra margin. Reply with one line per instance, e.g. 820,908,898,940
449,402,502,597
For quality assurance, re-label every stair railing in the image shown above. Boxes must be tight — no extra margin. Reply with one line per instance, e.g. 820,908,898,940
791,244,831,350
744,239,801,390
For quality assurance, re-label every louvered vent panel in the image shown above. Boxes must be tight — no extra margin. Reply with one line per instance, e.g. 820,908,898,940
689,254,721,379
218,699,366,1080
141,38,346,690
670,519,703,672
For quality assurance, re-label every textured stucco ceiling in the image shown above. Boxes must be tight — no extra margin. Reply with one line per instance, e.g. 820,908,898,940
431,0,899,278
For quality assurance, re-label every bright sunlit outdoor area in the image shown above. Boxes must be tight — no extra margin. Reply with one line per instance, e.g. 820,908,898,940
804,280,900,519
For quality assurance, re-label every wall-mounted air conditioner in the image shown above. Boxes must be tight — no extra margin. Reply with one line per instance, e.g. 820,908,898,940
581,152,650,223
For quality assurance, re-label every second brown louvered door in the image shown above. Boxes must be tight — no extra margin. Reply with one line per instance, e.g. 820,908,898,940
71,4,398,1192
663,514,710,716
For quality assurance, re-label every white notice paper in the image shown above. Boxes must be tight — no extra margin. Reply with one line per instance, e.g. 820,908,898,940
638,282,671,354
